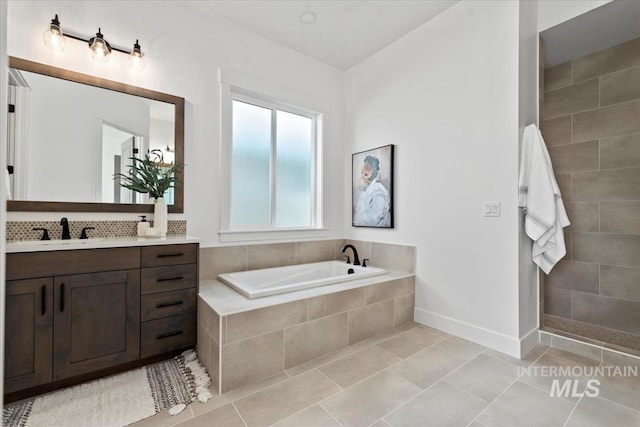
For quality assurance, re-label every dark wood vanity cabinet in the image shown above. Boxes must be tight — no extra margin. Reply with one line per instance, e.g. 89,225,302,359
5,278,53,394
4,242,198,399
140,244,198,358
52,270,140,381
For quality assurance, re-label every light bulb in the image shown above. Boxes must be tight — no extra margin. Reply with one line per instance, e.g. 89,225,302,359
128,39,145,72
89,28,111,62
43,14,65,52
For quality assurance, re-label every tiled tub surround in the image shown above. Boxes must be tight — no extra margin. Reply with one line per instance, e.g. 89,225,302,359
541,36,640,353
6,219,187,241
199,273,415,394
199,239,416,281
197,239,416,394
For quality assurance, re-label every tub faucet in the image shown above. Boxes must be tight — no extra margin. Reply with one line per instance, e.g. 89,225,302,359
341,244,360,266
60,217,71,240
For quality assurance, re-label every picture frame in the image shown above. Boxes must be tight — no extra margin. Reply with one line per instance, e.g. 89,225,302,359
352,144,394,228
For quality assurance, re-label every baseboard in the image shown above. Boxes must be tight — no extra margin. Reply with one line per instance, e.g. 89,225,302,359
414,307,532,358
520,327,539,356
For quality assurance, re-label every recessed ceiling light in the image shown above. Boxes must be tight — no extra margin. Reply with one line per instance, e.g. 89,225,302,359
300,11,317,24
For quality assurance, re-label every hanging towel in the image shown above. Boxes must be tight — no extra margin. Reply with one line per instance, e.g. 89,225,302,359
3,166,11,201
518,124,570,274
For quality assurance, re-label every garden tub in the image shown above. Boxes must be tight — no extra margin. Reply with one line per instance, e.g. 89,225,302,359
217,260,386,298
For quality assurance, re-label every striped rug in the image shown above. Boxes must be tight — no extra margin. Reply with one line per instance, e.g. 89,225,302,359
3,350,212,427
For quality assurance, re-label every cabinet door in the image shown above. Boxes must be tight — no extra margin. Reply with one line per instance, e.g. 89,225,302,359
53,270,140,380
5,278,53,394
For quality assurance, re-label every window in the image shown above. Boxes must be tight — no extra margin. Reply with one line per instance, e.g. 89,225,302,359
219,70,328,242
231,95,316,228
221,87,325,238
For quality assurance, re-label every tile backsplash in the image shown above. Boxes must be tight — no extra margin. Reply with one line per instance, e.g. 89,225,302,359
6,220,187,241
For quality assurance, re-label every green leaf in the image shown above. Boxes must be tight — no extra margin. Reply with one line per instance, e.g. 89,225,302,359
113,149,184,198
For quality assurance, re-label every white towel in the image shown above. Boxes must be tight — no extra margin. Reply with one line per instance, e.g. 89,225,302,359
518,124,570,274
3,166,11,201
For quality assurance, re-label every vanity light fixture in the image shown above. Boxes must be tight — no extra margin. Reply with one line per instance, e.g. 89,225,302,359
42,14,146,71
42,14,65,52
128,39,145,72
89,28,111,62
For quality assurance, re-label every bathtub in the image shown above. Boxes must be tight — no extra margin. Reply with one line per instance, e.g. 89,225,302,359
218,260,386,298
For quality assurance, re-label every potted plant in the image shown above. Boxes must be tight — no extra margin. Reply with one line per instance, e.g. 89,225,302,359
114,149,182,236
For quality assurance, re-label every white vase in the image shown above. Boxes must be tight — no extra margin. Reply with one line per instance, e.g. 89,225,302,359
154,197,168,237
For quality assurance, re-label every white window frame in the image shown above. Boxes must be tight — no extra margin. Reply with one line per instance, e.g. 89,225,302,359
219,69,328,242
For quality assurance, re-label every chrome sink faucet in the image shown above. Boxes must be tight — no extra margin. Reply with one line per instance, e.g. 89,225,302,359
60,217,71,240
341,244,360,266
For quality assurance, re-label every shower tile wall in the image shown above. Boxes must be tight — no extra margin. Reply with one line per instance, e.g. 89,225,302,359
541,37,640,352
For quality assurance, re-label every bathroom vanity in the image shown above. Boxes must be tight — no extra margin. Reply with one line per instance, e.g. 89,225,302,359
4,238,199,401
3,55,195,401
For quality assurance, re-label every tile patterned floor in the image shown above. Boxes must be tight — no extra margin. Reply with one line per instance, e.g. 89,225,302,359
132,323,640,427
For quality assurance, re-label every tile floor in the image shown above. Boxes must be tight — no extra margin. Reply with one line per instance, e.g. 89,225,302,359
132,323,640,427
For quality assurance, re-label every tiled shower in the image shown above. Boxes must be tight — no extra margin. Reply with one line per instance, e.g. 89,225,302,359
541,36,640,354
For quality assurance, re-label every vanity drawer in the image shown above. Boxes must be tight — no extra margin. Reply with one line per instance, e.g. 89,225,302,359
141,288,197,321
6,247,140,281
141,313,196,358
141,244,197,268
141,264,197,294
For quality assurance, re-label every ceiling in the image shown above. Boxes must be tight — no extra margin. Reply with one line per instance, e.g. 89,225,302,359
186,0,458,70
541,0,640,67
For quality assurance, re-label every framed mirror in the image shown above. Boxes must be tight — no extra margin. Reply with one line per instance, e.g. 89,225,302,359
6,57,184,213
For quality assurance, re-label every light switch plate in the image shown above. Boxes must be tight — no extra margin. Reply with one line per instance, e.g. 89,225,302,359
483,201,501,217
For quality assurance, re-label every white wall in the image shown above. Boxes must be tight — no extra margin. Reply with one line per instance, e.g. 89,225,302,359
345,0,524,356
518,0,541,355
6,0,345,246
149,119,174,163
101,126,133,203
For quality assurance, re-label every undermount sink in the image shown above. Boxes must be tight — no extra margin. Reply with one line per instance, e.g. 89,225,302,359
8,238,106,246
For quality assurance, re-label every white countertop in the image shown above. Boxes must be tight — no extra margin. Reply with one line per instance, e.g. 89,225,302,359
6,235,200,253
199,269,414,316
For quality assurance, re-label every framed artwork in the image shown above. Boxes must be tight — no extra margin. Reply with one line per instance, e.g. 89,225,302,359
352,144,394,228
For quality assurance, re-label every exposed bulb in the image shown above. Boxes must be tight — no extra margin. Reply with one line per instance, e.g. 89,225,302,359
43,14,65,52
128,39,145,72
89,28,111,62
